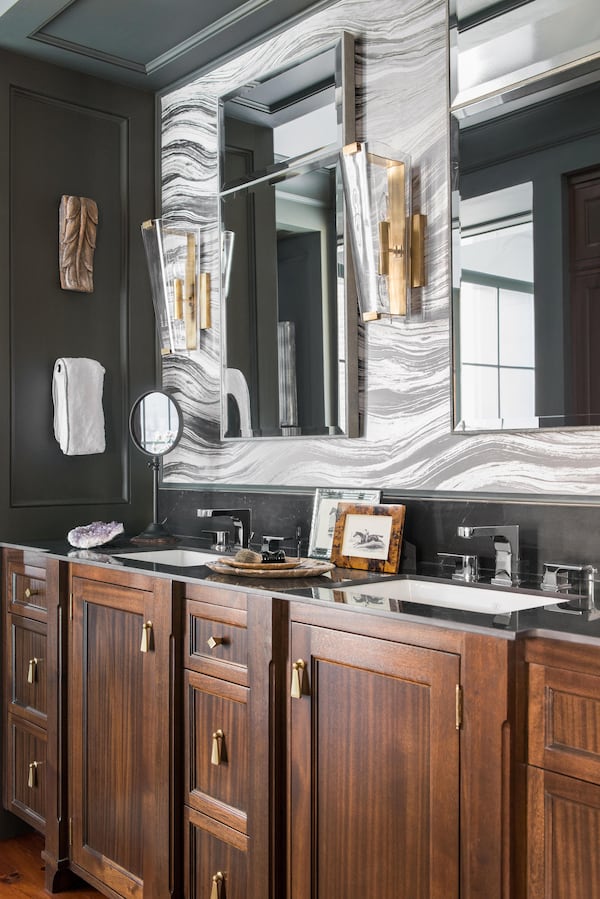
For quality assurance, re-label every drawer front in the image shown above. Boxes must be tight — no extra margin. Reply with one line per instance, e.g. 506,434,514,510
186,671,249,834
8,561,47,620
184,807,247,899
9,616,47,723
186,601,248,685
5,715,46,832
528,663,600,783
527,766,600,899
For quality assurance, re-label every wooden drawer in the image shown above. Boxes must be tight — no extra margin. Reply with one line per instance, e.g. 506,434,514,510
184,806,247,899
8,615,47,725
527,766,600,899
5,714,47,832
528,661,600,783
185,598,248,686
185,670,249,834
6,554,47,621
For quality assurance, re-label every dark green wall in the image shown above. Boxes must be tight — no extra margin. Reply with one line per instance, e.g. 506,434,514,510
0,47,157,542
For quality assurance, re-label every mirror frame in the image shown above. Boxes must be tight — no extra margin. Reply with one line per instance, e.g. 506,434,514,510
216,31,359,440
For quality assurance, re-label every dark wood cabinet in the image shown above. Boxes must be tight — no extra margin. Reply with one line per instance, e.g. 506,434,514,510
68,564,177,898
182,584,281,899
523,637,600,898
2,550,49,831
288,618,461,899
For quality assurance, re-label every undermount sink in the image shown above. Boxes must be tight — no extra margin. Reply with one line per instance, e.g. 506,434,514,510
338,578,558,615
113,548,219,567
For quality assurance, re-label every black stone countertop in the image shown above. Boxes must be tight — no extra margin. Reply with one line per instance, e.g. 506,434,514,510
5,537,600,643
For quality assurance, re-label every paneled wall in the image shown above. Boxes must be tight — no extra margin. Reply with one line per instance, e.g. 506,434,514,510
0,47,156,540
159,0,600,500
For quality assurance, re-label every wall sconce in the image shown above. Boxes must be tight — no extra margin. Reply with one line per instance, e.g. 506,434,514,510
141,218,211,355
340,142,426,322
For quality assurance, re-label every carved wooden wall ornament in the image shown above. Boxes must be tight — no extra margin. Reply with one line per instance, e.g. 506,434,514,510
59,195,98,293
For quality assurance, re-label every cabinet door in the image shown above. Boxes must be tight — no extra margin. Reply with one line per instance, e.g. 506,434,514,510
527,766,600,898
69,574,173,898
289,623,460,899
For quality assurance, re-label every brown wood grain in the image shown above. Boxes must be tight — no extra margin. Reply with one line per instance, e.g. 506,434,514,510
330,502,406,572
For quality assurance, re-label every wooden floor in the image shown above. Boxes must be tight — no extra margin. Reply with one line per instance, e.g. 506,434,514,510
0,832,100,897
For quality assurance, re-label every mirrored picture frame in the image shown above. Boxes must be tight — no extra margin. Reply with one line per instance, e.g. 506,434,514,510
307,487,382,559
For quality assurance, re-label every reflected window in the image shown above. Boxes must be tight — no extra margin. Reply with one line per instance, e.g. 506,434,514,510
458,275,536,426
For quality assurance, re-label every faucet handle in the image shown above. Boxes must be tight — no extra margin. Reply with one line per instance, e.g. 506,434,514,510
438,552,479,583
541,562,596,599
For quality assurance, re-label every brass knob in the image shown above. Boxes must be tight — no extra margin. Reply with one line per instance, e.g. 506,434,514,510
24,587,39,599
207,635,224,650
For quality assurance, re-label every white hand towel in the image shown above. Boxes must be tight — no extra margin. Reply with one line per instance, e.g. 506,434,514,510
52,357,106,455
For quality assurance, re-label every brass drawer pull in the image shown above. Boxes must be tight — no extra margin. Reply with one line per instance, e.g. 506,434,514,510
140,621,154,653
28,761,40,789
27,657,39,684
291,659,306,699
24,587,40,599
210,871,225,899
207,635,224,650
211,729,224,766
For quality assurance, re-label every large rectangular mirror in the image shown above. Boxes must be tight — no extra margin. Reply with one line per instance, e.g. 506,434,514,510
450,0,600,431
218,32,358,439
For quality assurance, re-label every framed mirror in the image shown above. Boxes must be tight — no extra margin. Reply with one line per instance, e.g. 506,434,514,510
450,0,600,431
217,32,358,439
129,390,183,543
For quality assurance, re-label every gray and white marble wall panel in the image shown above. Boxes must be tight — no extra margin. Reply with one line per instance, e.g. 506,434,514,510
159,0,600,499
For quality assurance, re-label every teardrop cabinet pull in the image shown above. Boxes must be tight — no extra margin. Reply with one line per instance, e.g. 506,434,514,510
140,621,154,653
210,870,225,899
211,729,224,766
291,659,306,699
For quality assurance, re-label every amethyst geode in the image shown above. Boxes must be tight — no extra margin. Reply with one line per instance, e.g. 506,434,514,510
67,520,124,548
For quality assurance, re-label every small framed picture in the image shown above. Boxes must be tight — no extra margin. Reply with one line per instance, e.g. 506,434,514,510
331,503,406,573
307,488,382,559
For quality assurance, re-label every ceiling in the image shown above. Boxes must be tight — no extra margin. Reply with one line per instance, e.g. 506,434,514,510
0,0,328,93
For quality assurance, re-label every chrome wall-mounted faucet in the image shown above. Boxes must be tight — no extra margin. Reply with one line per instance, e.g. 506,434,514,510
197,508,252,549
457,524,520,587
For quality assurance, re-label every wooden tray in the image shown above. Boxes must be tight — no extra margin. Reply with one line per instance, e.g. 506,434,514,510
206,559,335,578
218,556,301,571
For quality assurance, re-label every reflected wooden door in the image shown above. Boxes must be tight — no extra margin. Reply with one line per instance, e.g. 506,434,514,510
568,166,600,422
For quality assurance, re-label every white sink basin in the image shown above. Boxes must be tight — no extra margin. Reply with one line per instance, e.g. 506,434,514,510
338,578,557,615
113,548,219,567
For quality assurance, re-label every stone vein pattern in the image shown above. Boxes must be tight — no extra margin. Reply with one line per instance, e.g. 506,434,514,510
159,0,600,498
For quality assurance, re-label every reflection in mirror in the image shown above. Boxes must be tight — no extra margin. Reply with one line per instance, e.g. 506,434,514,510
218,33,358,439
129,390,183,544
450,0,600,431
130,390,183,456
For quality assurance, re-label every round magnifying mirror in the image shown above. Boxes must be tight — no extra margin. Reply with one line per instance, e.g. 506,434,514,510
129,390,183,457
129,390,183,544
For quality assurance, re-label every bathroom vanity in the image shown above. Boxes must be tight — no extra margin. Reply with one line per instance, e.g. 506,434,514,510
2,542,600,898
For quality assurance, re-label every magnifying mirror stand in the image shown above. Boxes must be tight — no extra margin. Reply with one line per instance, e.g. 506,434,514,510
131,457,178,544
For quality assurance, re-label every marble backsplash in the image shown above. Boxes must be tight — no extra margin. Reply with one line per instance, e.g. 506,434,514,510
159,487,600,578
